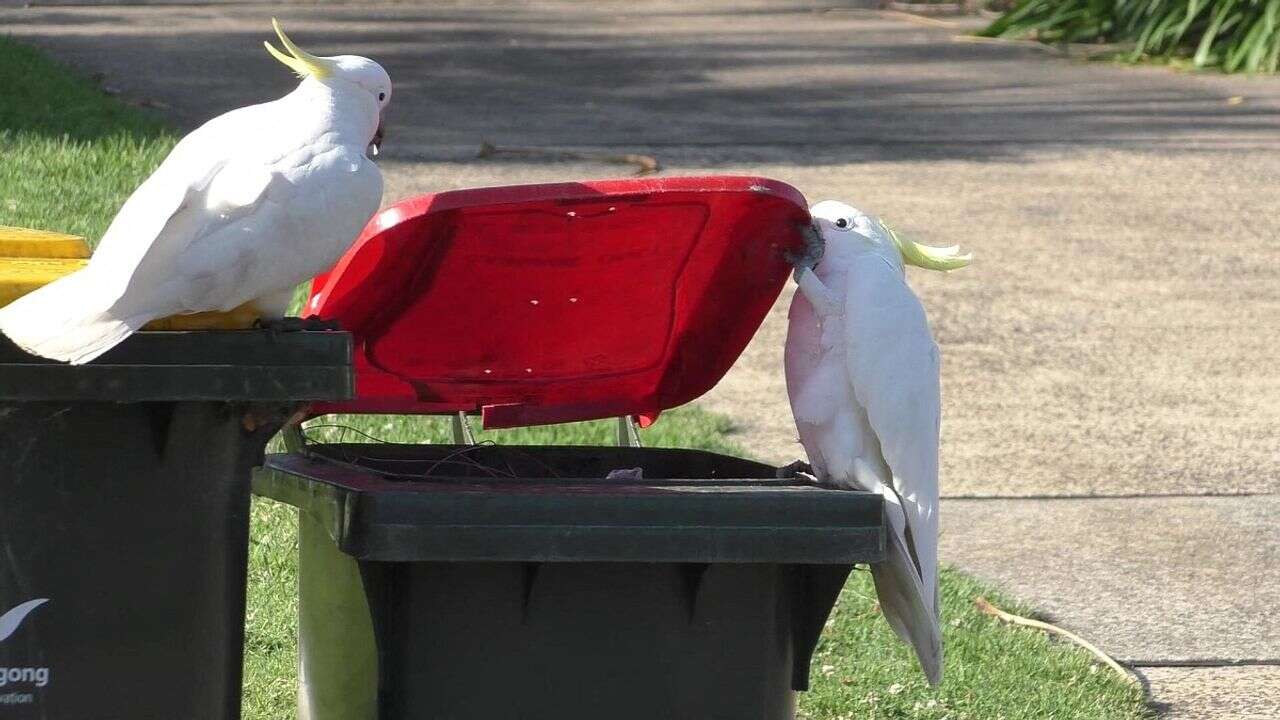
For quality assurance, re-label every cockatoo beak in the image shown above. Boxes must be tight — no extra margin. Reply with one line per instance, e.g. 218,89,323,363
369,119,385,159
785,221,826,279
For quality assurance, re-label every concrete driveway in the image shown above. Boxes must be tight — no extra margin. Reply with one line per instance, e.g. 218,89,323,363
3,1,1278,716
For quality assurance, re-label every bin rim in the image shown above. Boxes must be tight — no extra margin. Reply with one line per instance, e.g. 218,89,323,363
0,329,353,402
254,449,886,565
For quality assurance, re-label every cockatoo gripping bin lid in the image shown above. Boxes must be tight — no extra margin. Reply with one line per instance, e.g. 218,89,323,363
253,176,888,720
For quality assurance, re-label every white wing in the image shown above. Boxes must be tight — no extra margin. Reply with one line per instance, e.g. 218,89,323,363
844,254,943,683
844,254,941,608
119,143,379,317
90,100,289,294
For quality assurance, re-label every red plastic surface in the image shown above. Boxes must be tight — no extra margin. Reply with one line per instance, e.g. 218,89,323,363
306,176,810,428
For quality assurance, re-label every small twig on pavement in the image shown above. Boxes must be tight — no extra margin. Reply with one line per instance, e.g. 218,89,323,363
950,34,1069,55
951,33,1129,60
975,596,1137,684
882,6,965,25
477,141,661,175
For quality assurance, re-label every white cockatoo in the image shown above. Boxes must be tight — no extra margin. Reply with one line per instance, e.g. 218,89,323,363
0,20,388,364
784,200,970,686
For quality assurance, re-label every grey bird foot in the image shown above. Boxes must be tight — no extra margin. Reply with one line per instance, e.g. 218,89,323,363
776,459,814,480
253,316,342,333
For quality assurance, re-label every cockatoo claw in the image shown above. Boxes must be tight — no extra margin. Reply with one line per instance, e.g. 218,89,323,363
796,471,822,485
301,315,342,331
775,459,815,480
253,315,342,333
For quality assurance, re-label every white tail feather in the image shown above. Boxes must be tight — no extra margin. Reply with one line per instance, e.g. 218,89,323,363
850,458,943,685
873,529,943,686
0,269,155,364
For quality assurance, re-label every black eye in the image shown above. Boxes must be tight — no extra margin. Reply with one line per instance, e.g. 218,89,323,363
378,92,386,102
835,218,849,229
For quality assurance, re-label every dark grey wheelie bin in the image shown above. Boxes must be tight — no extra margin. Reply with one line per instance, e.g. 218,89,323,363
0,330,351,720
255,445,883,720
251,177,887,719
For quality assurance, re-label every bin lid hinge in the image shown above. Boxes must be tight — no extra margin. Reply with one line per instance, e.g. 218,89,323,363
616,415,642,448
451,412,477,445
281,422,307,454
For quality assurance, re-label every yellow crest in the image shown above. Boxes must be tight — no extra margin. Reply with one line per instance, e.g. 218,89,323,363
264,18,334,79
883,222,972,272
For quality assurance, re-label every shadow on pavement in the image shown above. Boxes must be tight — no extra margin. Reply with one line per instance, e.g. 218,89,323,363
3,2,1277,164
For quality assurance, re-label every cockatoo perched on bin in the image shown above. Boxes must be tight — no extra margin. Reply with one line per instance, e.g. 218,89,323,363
784,200,971,686
0,20,389,364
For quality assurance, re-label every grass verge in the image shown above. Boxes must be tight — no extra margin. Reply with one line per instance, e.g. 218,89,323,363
0,38,176,241
2,36,1151,720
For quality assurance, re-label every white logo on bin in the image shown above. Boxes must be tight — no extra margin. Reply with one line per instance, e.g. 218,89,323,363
0,599,47,643
0,599,52,699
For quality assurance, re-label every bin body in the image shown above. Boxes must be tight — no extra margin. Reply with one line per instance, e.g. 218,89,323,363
0,331,351,720
255,443,885,720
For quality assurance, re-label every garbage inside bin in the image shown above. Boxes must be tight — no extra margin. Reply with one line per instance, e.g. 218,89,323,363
256,176,887,720
0,329,352,720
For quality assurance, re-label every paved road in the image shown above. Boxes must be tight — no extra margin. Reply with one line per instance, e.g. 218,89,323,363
10,0,1275,497
4,2,1278,717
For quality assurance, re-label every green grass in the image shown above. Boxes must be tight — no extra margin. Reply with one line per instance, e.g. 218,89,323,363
3,35,1151,720
294,406,742,452
982,0,1280,74
0,38,177,241
804,570,1148,719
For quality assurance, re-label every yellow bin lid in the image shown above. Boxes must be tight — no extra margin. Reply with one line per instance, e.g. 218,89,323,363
0,226,261,330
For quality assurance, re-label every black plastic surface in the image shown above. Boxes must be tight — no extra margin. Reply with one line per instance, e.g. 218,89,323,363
256,445,885,564
367,561,849,719
0,330,354,720
0,330,352,401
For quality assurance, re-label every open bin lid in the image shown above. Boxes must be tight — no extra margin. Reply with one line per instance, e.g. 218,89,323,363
305,176,810,428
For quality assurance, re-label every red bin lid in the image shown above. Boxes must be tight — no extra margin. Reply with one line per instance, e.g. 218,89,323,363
306,176,811,428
